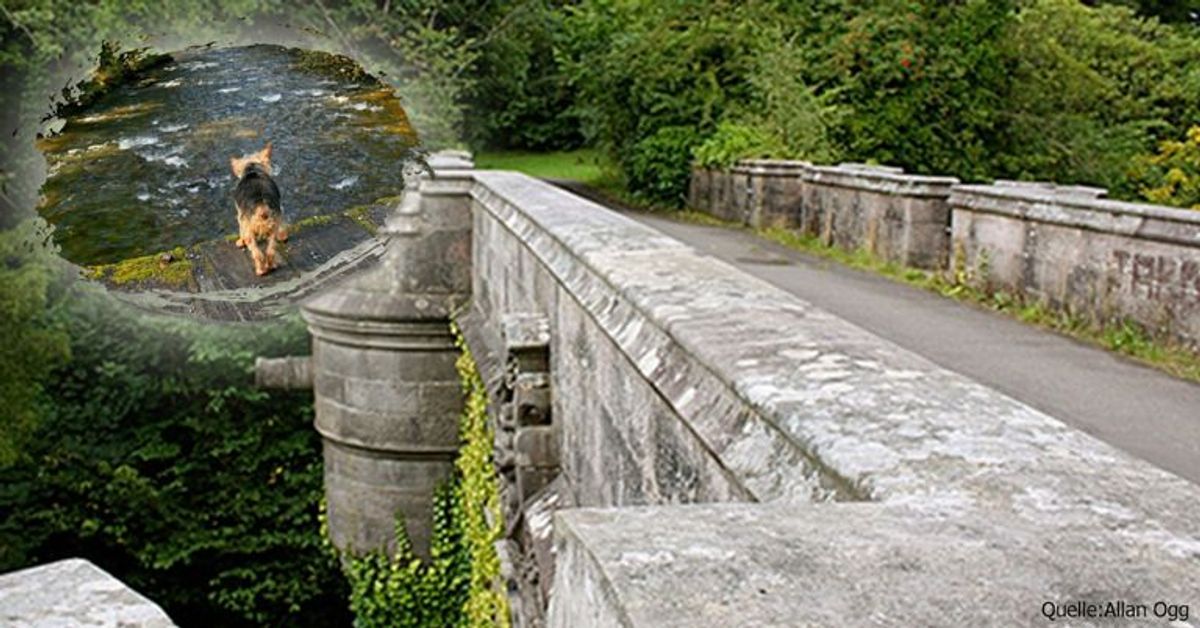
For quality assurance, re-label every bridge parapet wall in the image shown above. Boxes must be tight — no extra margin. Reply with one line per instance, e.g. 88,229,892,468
690,161,958,269
457,171,1200,625
690,161,1200,346
951,183,1200,349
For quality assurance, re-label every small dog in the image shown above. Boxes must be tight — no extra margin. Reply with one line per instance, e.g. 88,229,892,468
230,142,287,276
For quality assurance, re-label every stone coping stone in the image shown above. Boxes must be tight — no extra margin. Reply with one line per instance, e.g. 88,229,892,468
550,503,1199,628
837,161,905,173
730,159,812,177
993,179,1108,199
427,150,475,170
807,164,959,198
0,558,176,627
951,184,1200,247
469,169,1200,560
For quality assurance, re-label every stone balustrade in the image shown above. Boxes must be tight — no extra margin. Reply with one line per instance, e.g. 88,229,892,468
690,160,1200,346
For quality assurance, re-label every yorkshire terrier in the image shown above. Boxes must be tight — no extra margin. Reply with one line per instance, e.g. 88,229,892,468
229,142,288,276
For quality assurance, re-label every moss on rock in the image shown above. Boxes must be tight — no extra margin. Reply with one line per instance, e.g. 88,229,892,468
85,246,193,289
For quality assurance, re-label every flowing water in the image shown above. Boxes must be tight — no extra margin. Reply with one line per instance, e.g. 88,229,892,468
37,44,419,266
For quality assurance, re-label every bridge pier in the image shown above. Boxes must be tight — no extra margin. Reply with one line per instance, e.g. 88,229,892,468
298,153,474,557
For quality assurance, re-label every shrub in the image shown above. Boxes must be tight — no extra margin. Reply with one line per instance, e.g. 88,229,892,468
693,121,781,169
998,0,1193,193
628,125,703,206
0,219,70,467
1135,126,1200,209
0,292,348,626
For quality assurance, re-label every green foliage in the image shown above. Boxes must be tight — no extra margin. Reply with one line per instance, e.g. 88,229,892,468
332,483,470,628
333,324,509,628
1134,126,1200,209
819,0,1015,181
737,40,841,164
0,219,70,467
452,327,509,627
467,1,583,151
0,292,348,626
999,0,1199,193
693,121,782,169
553,0,1200,205
558,0,770,203
627,125,703,205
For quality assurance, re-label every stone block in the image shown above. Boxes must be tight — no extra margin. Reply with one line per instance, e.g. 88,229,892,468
549,503,1200,627
0,559,175,627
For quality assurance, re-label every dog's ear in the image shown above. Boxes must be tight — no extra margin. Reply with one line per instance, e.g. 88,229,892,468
260,142,273,165
230,156,243,178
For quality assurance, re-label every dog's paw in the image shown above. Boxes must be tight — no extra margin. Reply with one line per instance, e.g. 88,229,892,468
256,267,269,277
235,237,246,248
275,230,288,242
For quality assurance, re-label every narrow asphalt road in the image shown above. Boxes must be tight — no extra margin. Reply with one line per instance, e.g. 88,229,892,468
550,181,1200,487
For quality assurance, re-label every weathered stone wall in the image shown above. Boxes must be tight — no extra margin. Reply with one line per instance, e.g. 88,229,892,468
951,183,1200,348
448,169,1200,625
468,172,833,508
690,162,1200,343
804,164,959,269
688,161,958,269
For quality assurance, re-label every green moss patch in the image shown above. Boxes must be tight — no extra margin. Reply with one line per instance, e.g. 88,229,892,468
343,204,379,236
85,246,193,289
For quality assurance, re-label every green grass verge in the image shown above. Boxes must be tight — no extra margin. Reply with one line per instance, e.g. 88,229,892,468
475,149,615,188
673,210,1200,384
475,148,681,214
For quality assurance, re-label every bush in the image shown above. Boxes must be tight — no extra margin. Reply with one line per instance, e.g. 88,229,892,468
818,0,1015,181
0,219,70,467
998,0,1196,193
693,121,782,169
628,125,703,206
1135,126,1200,209
559,1,771,204
0,291,348,626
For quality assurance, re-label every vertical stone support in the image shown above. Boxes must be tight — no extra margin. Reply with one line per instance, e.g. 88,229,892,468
737,159,812,229
492,313,556,534
806,163,959,269
686,167,713,213
301,152,475,558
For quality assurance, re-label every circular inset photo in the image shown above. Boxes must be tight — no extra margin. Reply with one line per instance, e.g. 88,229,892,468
37,43,422,319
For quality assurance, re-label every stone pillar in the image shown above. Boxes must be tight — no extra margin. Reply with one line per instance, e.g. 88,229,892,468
302,152,475,557
735,159,812,229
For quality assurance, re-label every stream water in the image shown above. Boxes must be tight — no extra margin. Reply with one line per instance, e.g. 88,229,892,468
37,44,419,265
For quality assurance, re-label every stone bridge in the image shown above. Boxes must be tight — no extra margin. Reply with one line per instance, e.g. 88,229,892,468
259,152,1200,627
